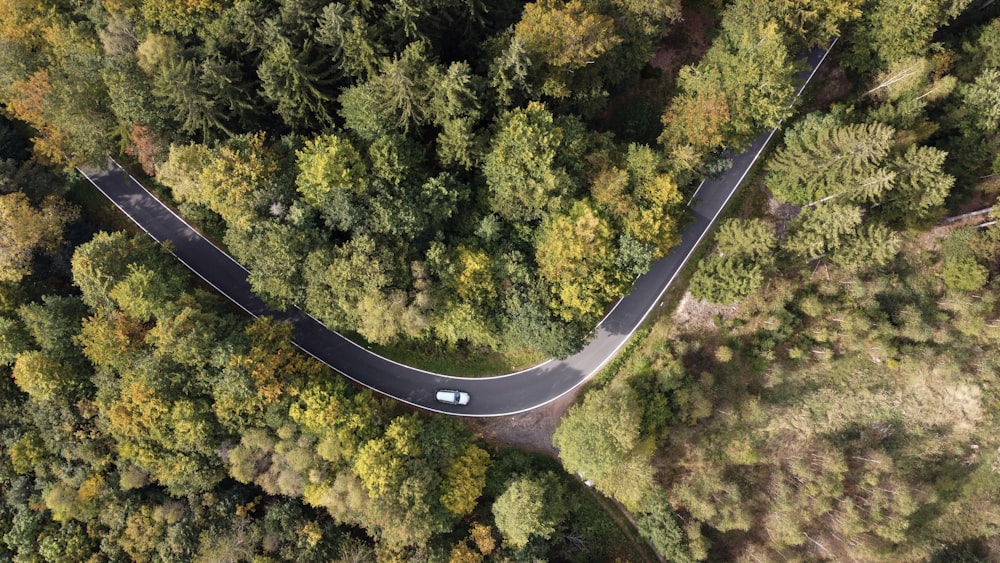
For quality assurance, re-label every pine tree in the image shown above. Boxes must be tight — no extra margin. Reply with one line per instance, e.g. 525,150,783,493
153,58,233,141
883,144,953,226
783,203,863,260
831,223,901,269
257,33,339,130
489,33,532,109
768,119,895,204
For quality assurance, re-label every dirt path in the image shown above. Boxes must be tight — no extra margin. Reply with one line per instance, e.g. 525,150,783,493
463,386,583,456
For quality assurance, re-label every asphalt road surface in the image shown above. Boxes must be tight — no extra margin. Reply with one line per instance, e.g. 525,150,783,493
78,42,834,417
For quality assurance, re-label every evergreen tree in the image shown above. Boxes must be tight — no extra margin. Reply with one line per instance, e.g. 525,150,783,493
257,34,339,130
882,144,953,226
768,117,896,205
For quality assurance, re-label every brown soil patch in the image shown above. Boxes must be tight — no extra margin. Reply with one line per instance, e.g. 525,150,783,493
766,192,800,239
464,385,583,456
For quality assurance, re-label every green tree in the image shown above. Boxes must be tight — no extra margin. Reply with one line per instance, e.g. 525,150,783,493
492,472,566,548
709,0,798,141
552,385,653,508
658,66,731,161
514,0,622,98
844,0,971,72
483,102,570,222
689,219,778,304
767,117,896,205
958,68,1000,133
101,57,165,130
106,262,185,323
295,133,368,207
224,222,311,309
611,0,681,37
152,57,235,141
764,0,862,46
142,0,224,35
71,231,164,314
145,296,226,367
535,199,621,323
257,33,339,130
690,256,765,305
18,294,87,361
943,256,988,292
831,223,901,269
882,144,953,226
637,493,693,562
304,237,426,345
783,202,863,260
0,315,30,365
196,133,279,229
440,444,491,517
11,350,75,402
715,218,777,260
658,0,797,155
156,142,214,203
316,3,383,80
488,33,533,109
368,42,436,133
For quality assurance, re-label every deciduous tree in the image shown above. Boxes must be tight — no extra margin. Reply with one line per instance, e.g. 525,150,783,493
483,102,570,222
515,0,621,98
0,193,77,283
535,200,620,323
553,385,650,505
492,472,566,548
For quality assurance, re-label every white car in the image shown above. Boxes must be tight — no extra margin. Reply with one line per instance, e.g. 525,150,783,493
436,389,470,405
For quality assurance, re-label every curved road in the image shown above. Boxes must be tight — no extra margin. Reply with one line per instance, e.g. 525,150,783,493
78,43,833,417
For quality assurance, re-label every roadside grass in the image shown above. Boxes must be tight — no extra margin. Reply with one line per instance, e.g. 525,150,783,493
365,337,545,377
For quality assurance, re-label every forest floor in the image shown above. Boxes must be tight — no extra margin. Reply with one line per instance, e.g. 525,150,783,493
650,8,716,78
593,5,716,140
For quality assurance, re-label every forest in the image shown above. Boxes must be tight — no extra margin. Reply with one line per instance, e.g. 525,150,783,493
2,0,1000,560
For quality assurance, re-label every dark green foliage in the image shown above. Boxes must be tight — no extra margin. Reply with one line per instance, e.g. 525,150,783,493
152,58,237,141
768,115,896,205
637,493,693,563
690,219,777,304
101,57,165,129
492,471,567,548
224,221,312,309
843,0,972,72
257,36,339,130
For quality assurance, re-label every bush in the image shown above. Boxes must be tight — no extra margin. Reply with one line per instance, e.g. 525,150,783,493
943,257,988,292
